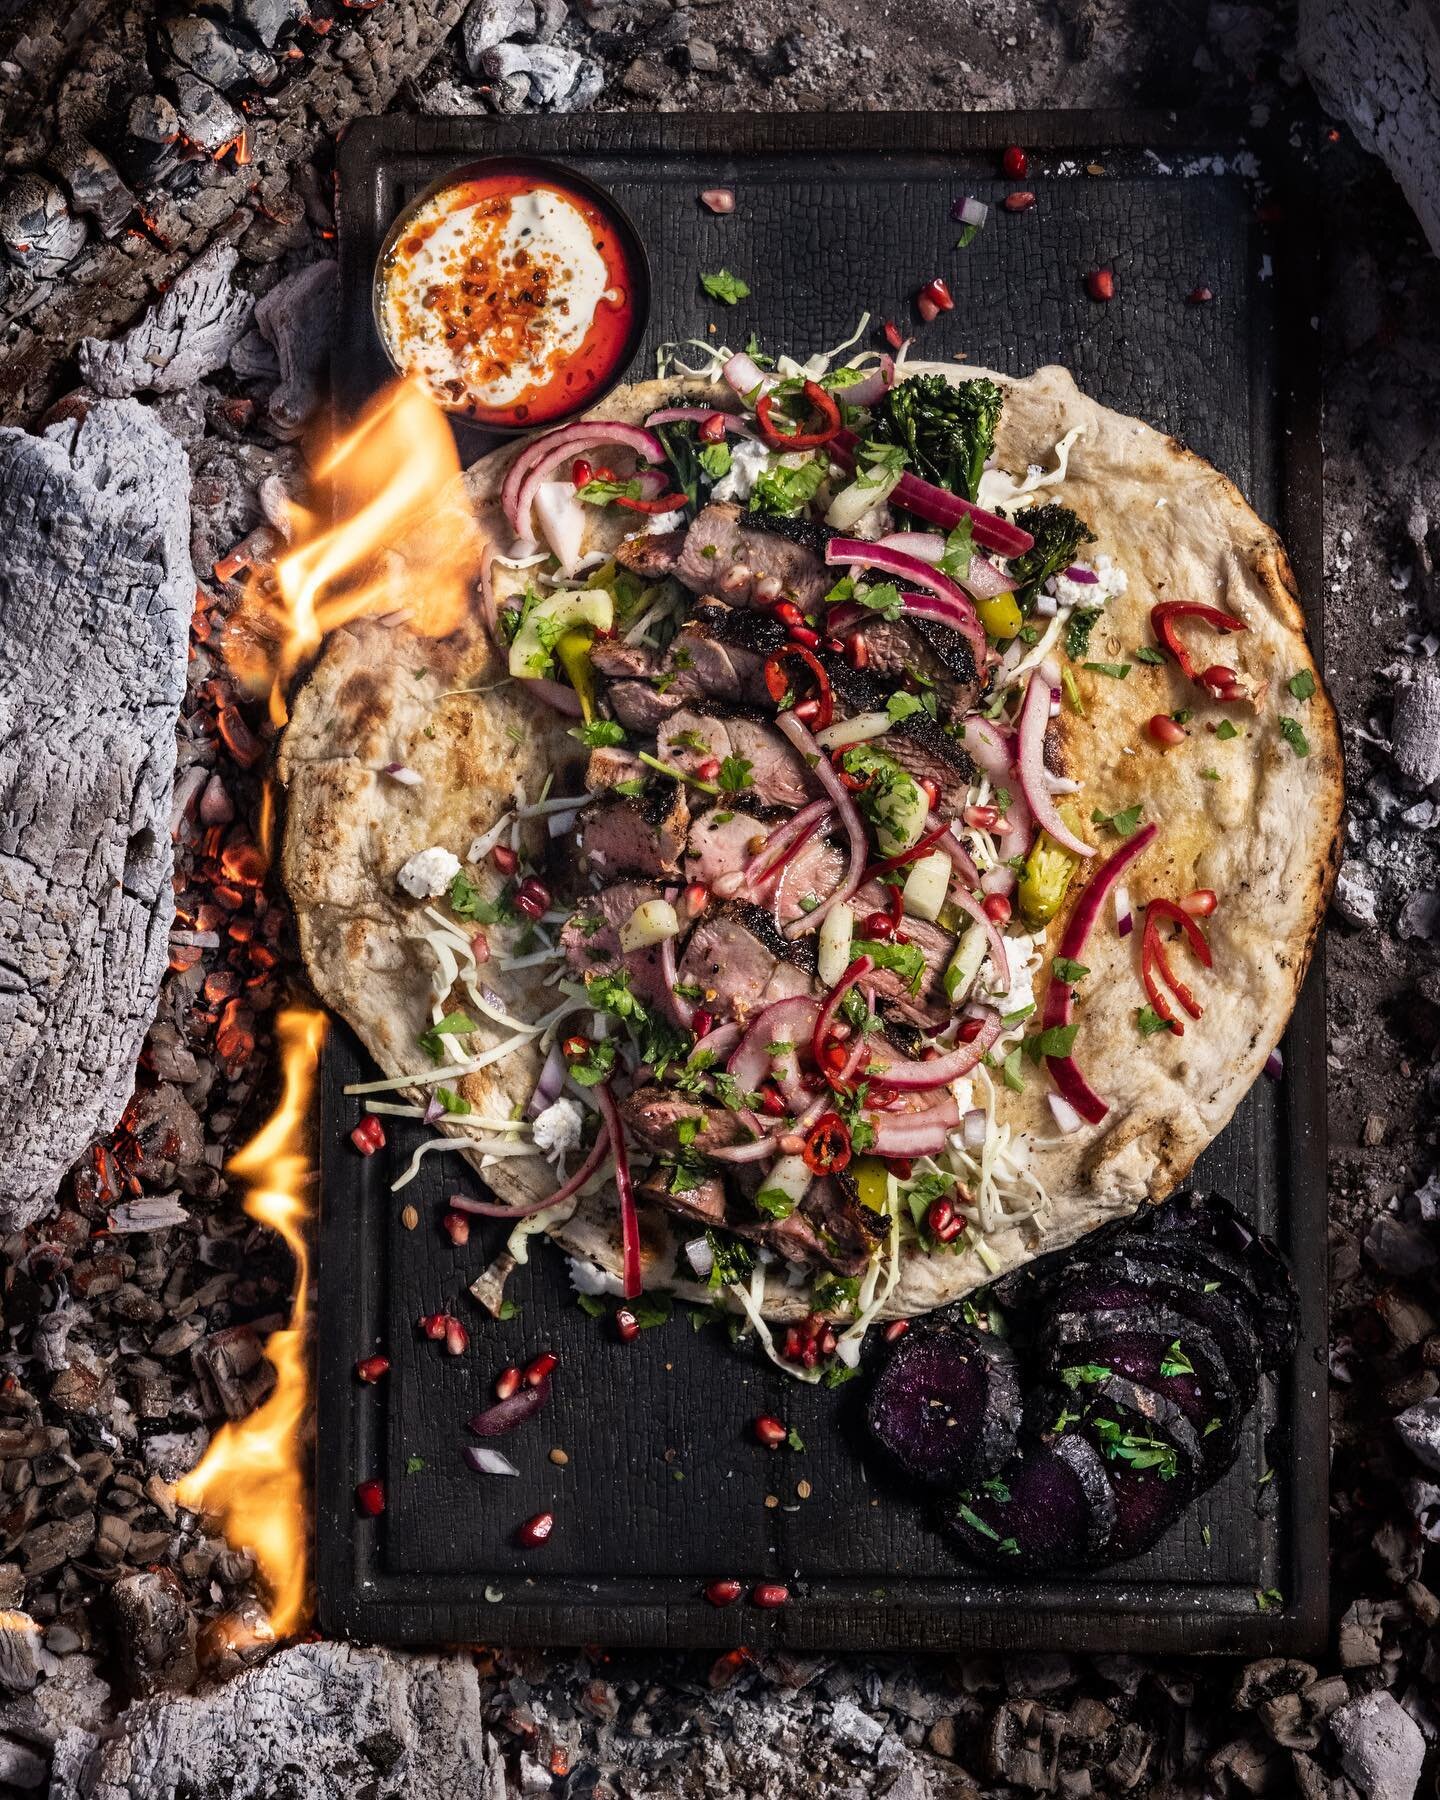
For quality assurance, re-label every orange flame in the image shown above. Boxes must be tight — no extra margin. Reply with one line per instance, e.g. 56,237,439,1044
175,1007,326,1636
228,377,480,727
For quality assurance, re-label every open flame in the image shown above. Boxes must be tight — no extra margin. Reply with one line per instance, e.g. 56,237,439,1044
175,1006,325,1637
180,378,478,1635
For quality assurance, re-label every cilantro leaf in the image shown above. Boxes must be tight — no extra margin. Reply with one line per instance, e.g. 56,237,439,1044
717,754,753,793
1133,646,1166,665
1053,956,1089,984
852,937,926,994
1083,661,1131,680
1091,803,1145,840
1215,719,1240,741
1136,1004,1175,1037
885,691,926,725
700,269,750,305
752,457,827,517
418,1011,474,1062
569,719,626,748
1287,669,1316,702
1278,716,1310,757
1065,606,1102,660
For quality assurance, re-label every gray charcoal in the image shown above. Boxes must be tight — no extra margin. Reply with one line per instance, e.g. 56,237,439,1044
162,16,277,90
0,1737,48,1789
79,243,254,397
1395,1398,1440,1476
828,1697,884,1754
0,1613,50,1693
111,1570,197,1698
0,175,88,277
463,0,537,68
1333,861,1379,929
687,37,719,72
49,136,133,238
168,73,245,157
1329,1690,1426,1800
217,0,309,50
254,259,337,440
1397,889,1440,941
1365,1214,1438,1278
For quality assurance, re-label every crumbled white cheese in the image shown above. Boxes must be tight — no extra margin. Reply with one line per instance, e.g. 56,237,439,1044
396,845,461,899
712,437,771,503
567,1254,622,1297
1094,553,1128,597
532,1097,583,1157
984,930,1042,1024
643,508,687,534
1046,552,1129,611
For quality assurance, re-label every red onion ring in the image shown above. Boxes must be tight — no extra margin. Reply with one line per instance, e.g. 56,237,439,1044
594,1081,642,1299
722,351,778,403
809,953,874,1078
875,533,1018,600
714,797,834,902
868,1101,961,1157
728,994,822,1101
774,712,869,937
659,930,694,1028
1017,666,1093,858
946,889,1011,995
833,356,895,408
824,539,989,673
448,1119,612,1219
936,827,982,891
524,676,584,717
643,405,759,441
1040,822,1159,1125
691,1021,740,1062
504,421,668,537
958,715,1033,844
526,1041,566,1117
869,1006,1002,1091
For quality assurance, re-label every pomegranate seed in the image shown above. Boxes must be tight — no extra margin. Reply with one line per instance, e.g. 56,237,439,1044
889,1158,914,1180
571,458,593,488
751,1582,790,1609
982,893,1012,924
863,911,894,939
696,756,722,780
350,1115,385,1156
753,1414,787,1450
680,882,710,921
355,1480,385,1516
758,1083,787,1118
916,293,939,324
927,1197,964,1243
824,636,845,654
1002,145,1028,177
470,930,490,963
444,1317,469,1356
1148,713,1187,746
514,877,551,919
773,600,803,629
920,277,954,312
515,1511,555,1548
1217,681,1247,703
845,634,870,671
1085,268,1116,302
800,1340,820,1369
615,1307,640,1343
964,803,999,830
1181,889,1218,918
355,1354,390,1383
594,464,616,482
1003,191,1036,213
1188,285,1214,304
491,843,518,876
782,1326,803,1361
698,412,728,443
692,1008,714,1038
441,1210,470,1247
793,699,820,723
495,1364,521,1401
1200,663,1239,691
705,1578,743,1607
956,1016,984,1045
789,625,820,648
884,1320,910,1343
418,1312,448,1341
563,1034,591,1060
883,319,904,351
524,1352,559,1387
919,777,940,807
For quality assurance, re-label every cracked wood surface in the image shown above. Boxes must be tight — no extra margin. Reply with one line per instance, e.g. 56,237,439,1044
0,400,191,1230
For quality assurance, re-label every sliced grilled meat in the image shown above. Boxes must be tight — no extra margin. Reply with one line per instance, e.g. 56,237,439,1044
848,881,954,1024
853,616,983,723
807,1173,888,1270
620,1085,751,1154
576,786,689,879
692,595,788,657
559,879,674,1009
585,744,645,793
676,905,814,1021
825,654,977,812
684,810,845,922
659,706,816,810
588,639,661,682
614,527,686,579
637,1169,728,1229
607,681,687,734
675,503,833,610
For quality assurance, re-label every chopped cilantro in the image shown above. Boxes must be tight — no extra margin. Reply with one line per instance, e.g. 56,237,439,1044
717,754,753,793
786,1427,806,1452
705,1229,755,1291
1134,645,1167,665
1255,1587,1284,1613
1201,766,1221,781
1091,1417,1178,1479
1287,669,1316,702
1278,716,1310,757
405,1454,425,1474
938,517,975,580
447,870,516,926
1136,1004,1174,1037
418,1011,474,1062
1215,719,1240,741
854,581,904,622
576,1292,607,1318
823,1360,861,1388
755,1187,796,1219
700,269,750,305
813,1273,861,1315
1091,802,1145,840
1065,606,1102,660
434,1086,471,1116
1021,1022,1079,1061
698,442,732,480
752,457,827,516
577,476,644,506
566,1038,617,1088
852,937,926,995
1053,956,1089,984
1083,661,1131,680
885,691,926,725
1159,1339,1195,1377
570,719,626,748
1002,1045,1025,1093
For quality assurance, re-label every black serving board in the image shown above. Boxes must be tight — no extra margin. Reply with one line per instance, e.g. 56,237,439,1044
316,111,1328,1653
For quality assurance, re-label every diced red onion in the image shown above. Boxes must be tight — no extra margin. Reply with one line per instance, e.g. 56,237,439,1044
468,1376,551,1437
947,889,1011,995
465,1446,520,1476
1113,883,1134,938
643,405,759,440
1039,822,1160,1125
527,1040,567,1117
448,1121,611,1218
952,196,989,227
684,1235,715,1280
830,431,1034,557
870,1006,1002,1090
701,187,735,214
722,351,778,403
692,1021,740,1062
594,1081,643,1299
503,420,668,536
832,356,895,409
1062,564,1100,584
961,1107,987,1149
1047,1093,1085,1135
1264,1048,1284,1081
775,712,869,936
1033,593,1059,619
1017,666,1094,858
424,1093,445,1125
383,762,424,787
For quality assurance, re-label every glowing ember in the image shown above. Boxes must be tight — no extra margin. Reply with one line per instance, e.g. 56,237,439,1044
228,376,480,725
175,1006,326,1636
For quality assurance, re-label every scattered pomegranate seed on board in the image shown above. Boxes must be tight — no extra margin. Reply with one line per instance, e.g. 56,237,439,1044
1086,268,1116,302
350,1116,385,1156
700,188,735,214
495,1365,521,1400
355,1354,389,1383
355,1480,385,1516
704,1578,743,1606
515,1511,555,1548
444,1317,469,1355
1002,145,1028,177
884,1320,910,1343
1003,191,1036,213
525,1352,559,1386
1188,285,1214,304
751,1582,790,1609
615,1307,640,1343
441,1210,469,1246
753,1415,787,1449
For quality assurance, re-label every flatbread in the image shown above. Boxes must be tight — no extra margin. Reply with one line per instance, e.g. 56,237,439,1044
280,363,1342,1321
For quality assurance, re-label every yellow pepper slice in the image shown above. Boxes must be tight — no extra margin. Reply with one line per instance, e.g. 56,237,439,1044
555,627,598,723
976,591,1025,641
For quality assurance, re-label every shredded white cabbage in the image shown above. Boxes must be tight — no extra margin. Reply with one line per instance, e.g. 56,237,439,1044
390,1134,541,1192
728,1266,825,1385
834,1184,902,1367
976,423,1085,513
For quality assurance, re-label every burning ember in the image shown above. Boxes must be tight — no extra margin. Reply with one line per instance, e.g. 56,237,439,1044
175,1007,326,1637
176,379,482,1635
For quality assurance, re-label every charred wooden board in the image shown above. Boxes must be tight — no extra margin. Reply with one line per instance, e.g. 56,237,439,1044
316,109,1328,1654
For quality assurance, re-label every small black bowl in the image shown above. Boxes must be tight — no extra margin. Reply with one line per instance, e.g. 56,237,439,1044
372,155,651,436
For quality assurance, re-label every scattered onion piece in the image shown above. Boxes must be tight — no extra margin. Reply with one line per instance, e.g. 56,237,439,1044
383,762,423,787
775,712,868,936
700,187,735,214
1114,883,1134,938
1264,1049,1284,1082
465,1447,520,1476
1048,1093,1085,1135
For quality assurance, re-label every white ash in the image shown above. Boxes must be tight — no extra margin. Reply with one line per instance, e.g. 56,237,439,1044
78,245,256,397
1395,1399,1440,1477
1329,1689,1426,1800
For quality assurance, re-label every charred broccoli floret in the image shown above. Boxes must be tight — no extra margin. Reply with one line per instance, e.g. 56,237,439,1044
1006,503,1096,610
869,374,1004,502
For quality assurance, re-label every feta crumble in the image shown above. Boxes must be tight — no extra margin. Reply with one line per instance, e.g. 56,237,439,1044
532,1097,583,1158
712,438,771,504
396,845,461,899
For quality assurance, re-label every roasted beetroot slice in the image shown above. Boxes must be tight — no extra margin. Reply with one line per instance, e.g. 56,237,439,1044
866,1322,1021,1491
1069,1376,1205,1564
1144,1191,1297,1367
940,1435,1115,1572
1042,1308,1242,1470
1047,1256,1262,1410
